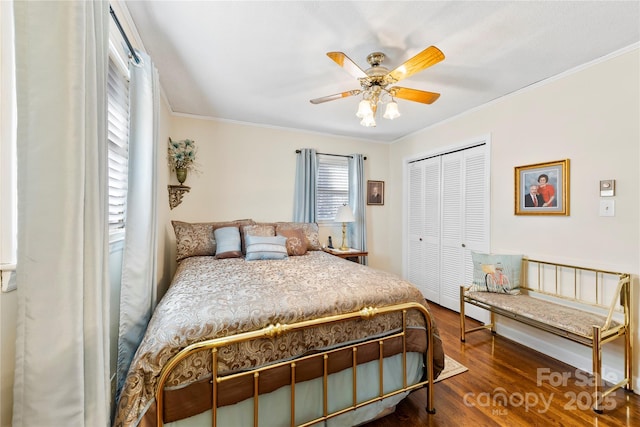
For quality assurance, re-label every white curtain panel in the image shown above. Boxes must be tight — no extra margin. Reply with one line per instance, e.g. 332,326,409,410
116,50,159,400
13,1,110,426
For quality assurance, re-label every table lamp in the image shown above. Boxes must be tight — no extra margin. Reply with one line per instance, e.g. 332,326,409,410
334,205,355,251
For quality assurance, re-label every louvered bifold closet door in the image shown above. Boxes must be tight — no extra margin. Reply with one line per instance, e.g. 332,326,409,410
439,145,489,312
460,146,491,320
439,152,464,311
407,163,426,295
423,159,442,303
462,146,490,285
407,158,441,303
406,142,489,313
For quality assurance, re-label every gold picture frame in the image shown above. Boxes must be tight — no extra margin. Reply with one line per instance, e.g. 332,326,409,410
515,159,570,216
367,180,384,205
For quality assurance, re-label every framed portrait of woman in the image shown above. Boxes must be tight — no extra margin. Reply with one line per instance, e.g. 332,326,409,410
515,159,569,216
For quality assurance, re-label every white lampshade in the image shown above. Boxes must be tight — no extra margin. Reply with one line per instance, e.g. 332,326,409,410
334,205,355,223
383,101,401,120
356,100,373,118
360,113,376,127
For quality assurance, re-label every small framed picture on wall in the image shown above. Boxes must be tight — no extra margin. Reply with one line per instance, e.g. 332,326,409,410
367,180,384,205
515,159,570,216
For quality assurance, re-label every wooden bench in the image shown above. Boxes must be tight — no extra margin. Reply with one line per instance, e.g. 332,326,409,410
460,258,632,413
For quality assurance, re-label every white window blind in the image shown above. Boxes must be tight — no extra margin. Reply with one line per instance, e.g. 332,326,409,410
107,56,129,233
316,154,349,221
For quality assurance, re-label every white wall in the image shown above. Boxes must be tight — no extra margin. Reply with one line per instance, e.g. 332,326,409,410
388,46,640,391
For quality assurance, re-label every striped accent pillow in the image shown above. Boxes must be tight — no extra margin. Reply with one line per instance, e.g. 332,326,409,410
245,235,288,261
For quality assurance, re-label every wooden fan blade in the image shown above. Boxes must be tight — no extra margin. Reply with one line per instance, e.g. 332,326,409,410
310,89,361,104
387,46,444,83
327,52,368,79
391,87,440,104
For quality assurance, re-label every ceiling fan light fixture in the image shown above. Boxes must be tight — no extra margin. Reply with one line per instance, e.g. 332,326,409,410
383,101,400,120
312,46,444,128
356,99,373,118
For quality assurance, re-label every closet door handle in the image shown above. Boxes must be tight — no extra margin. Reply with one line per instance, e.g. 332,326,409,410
461,243,466,248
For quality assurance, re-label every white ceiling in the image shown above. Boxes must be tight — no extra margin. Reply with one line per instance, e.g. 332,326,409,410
123,1,639,143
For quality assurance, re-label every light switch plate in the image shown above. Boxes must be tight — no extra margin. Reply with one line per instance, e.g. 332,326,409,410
599,199,615,217
600,180,615,197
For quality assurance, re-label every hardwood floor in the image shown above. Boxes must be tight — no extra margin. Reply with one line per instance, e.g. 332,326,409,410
364,303,639,427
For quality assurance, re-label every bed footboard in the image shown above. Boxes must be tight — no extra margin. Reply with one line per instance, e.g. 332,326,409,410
155,302,436,426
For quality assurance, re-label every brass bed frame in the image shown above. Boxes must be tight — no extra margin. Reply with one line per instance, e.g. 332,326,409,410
155,302,436,427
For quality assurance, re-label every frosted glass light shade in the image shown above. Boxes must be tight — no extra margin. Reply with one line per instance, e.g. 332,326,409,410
383,101,401,119
356,100,373,118
360,114,376,127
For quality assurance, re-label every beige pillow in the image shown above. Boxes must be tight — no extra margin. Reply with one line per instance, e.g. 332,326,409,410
172,221,216,262
242,224,276,238
277,228,307,256
275,222,321,251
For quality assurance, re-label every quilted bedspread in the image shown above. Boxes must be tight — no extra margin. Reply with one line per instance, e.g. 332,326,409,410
114,251,444,427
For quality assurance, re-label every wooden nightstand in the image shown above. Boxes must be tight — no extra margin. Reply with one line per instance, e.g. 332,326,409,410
323,247,368,264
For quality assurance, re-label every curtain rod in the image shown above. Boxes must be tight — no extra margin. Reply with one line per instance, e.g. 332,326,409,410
295,150,366,160
109,6,141,64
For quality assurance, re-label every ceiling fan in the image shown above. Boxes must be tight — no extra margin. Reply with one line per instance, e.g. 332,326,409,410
310,46,445,126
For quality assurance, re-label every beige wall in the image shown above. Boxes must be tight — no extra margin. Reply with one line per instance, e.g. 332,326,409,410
388,47,639,391
159,116,392,290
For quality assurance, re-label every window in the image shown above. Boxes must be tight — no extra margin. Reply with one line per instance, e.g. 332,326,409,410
316,154,349,221
107,55,130,234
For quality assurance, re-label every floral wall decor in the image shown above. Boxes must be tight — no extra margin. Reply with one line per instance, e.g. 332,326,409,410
168,138,200,184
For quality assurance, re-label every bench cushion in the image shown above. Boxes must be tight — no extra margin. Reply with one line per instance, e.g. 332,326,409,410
465,291,620,338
